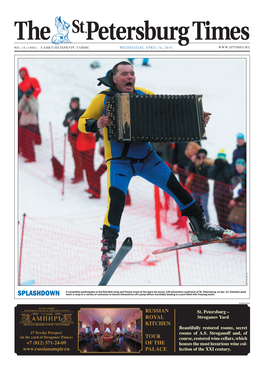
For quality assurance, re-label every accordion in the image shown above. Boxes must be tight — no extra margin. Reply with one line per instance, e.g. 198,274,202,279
106,93,206,143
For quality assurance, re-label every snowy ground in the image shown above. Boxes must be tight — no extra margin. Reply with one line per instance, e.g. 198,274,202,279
17,57,247,286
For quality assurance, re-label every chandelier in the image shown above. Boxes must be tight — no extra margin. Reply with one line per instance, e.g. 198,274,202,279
103,313,112,324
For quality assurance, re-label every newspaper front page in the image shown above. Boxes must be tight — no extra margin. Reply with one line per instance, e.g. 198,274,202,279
5,1,263,371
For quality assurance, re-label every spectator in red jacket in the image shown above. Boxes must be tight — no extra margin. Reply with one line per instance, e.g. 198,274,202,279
18,67,41,101
18,67,41,154
70,121,106,198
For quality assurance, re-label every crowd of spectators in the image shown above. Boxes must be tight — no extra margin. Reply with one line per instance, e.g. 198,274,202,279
170,133,247,250
153,134,246,250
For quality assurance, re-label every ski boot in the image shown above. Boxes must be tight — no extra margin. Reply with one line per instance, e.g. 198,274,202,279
101,226,119,275
181,203,235,243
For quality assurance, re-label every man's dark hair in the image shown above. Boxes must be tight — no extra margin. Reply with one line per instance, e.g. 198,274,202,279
112,61,133,76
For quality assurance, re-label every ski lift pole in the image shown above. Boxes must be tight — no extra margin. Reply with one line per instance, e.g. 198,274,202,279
175,250,182,286
49,121,54,157
154,185,161,238
18,214,26,286
62,133,66,196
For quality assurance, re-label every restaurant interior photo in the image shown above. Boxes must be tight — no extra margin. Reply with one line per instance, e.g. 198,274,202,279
78,308,142,353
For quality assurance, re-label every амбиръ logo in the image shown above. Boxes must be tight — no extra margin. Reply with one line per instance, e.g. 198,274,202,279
51,16,71,44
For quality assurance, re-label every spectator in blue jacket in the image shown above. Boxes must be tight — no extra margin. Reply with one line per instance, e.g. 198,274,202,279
231,133,246,186
228,159,246,250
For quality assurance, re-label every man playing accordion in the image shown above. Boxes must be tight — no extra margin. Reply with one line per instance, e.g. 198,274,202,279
78,61,234,275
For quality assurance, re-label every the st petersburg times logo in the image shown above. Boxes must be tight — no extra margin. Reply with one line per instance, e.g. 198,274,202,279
51,16,71,44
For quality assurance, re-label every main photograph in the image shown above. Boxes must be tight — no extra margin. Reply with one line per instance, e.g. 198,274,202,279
17,57,247,286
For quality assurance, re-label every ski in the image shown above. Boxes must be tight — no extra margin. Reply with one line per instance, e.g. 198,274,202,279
152,233,246,255
98,237,133,286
